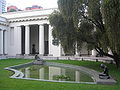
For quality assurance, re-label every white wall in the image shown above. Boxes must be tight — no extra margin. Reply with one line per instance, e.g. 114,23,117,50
48,25,61,57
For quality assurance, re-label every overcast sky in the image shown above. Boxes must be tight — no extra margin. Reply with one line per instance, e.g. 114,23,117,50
6,0,58,10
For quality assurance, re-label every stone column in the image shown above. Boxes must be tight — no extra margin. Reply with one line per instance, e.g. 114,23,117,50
0,30,3,54
25,25,30,55
14,26,22,55
4,30,7,54
92,49,97,56
75,42,79,56
14,26,18,54
16,26,22,54
39,24,44,55
48,25,53,56
59,44,62,57
3,30,6,55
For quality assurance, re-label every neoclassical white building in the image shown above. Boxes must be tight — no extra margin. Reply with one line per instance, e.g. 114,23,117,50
0,8,63,56
0,8,97,57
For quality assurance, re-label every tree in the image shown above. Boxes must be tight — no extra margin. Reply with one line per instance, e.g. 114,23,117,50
49,11,76,55
58,0,120,67
49,0,120,68
102,0,120,68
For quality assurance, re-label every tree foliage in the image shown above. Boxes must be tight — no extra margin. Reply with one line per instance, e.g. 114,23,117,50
102,0,120,68
49,11,76,54
103,0,120,55
49,0,120,68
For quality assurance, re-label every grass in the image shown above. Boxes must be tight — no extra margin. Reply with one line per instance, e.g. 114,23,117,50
0,59,120,90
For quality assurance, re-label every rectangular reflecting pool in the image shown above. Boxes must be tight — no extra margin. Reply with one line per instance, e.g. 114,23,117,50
19,65,94,83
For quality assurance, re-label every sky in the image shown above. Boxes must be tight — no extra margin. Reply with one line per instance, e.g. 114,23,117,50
6,0,58,10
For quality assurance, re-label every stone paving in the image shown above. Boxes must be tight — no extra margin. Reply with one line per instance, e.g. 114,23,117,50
0,55,114,64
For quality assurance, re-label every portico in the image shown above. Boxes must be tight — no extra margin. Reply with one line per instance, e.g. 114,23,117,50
0,29,4,55
20,24,49,55
0,16,8,55
0,8,62,56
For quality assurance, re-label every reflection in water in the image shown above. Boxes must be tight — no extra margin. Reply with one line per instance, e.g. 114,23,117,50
25,67,30,78
39,68,44,79
20,65,93,82
75,71,80,82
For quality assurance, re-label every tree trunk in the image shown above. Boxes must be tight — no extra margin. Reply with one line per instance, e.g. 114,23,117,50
115,59,120,69
95,47,120,69
113,53,120,69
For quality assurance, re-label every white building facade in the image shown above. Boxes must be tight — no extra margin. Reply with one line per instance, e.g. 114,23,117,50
0,9,62,57
0,8,97,57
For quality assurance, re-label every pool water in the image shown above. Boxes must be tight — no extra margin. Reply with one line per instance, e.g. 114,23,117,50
19,65,94,83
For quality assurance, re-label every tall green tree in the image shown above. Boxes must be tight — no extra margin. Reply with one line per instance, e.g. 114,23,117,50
58,0,120,68
49,0,120,68
102,0,120,68
49,11,76,54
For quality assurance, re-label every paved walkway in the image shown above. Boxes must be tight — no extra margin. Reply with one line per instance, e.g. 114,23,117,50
1,55,114,64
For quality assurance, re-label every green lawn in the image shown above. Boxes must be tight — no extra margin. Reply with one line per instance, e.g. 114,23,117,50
0,59,120,90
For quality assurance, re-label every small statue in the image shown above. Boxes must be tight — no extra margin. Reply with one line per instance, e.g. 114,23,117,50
99,64,110,79
34,54,45,65
32,44,36,54
35,54,42,61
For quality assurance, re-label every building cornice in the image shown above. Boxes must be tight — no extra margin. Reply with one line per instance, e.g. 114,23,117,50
7,14,48,20
1,8,57,19
0,22,8,26
3,8,57,15
0,16,8,26
9,17,48,23
0,8,57,24
8,15,49,23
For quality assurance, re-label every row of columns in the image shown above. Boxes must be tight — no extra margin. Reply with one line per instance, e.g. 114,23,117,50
0,29,7,55
9,24,53,56
75,43,112,56
91,49,113,56
24,24,46,55
0,30,3,54
1,24,113,56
